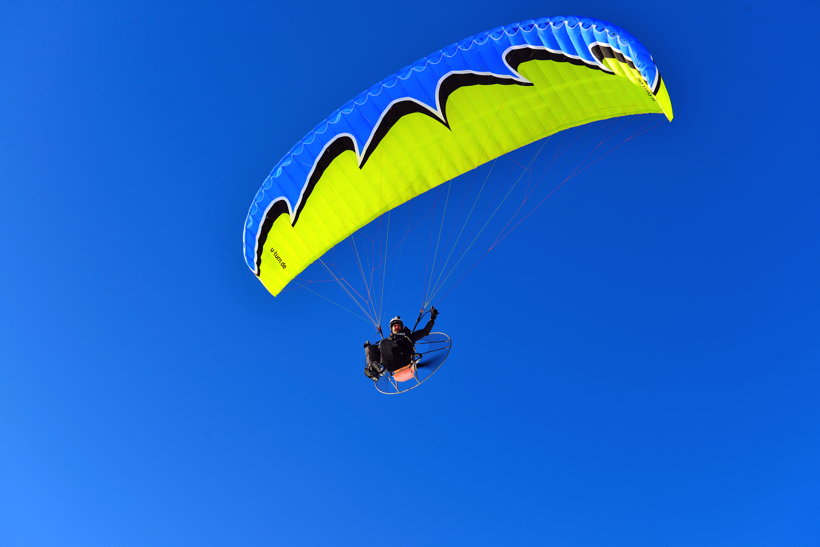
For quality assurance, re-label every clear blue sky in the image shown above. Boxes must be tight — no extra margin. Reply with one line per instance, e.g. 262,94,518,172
2,1,818,545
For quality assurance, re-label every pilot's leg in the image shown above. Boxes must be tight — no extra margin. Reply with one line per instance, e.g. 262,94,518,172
364,342,381,366
363,342,384,380
378,339,396,371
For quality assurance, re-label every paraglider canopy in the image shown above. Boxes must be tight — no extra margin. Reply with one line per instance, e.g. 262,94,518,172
243,15,673,299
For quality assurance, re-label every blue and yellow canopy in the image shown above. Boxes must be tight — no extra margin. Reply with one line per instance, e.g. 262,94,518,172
243,15,673,296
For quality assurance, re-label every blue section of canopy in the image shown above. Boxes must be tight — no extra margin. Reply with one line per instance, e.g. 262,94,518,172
243,15,659,271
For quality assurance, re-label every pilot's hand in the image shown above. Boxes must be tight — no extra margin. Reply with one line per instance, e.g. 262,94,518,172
430,306,439,320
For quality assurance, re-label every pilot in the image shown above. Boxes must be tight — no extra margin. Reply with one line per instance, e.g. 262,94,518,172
364,307,439,379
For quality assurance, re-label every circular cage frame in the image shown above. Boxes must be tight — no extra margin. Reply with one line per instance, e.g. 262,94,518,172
374,332,451,395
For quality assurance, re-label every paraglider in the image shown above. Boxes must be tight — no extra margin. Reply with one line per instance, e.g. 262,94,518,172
373,331,452,395
243,15,673,393
362,308,450,394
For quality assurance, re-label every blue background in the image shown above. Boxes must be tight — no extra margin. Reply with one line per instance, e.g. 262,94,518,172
2,1,818,545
